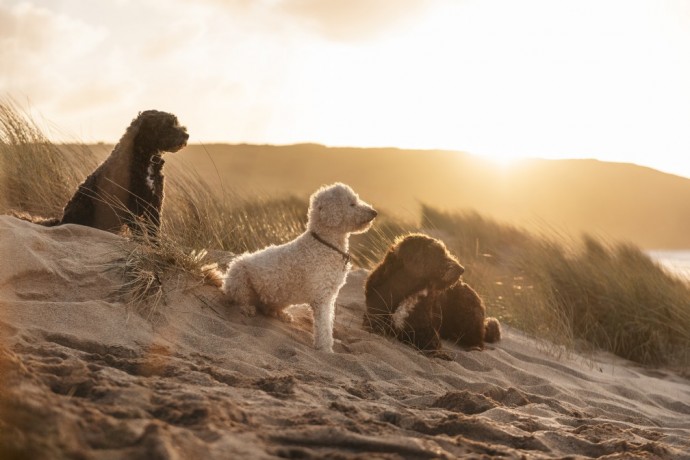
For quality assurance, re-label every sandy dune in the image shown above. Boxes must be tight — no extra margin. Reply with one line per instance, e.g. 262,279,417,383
1,215,689,459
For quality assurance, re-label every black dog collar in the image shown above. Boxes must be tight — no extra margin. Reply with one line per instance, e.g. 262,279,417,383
310,231,351,264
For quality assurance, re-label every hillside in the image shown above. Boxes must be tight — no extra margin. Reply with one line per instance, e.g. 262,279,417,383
153,143,690,250
72,143,690,249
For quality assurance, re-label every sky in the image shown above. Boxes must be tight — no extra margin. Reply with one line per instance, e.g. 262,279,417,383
2,0,690,177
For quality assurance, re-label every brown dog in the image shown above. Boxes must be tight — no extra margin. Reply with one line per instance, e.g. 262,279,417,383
364,233,464,356
13,110,188,235
60,110,188,234
364,233,501,358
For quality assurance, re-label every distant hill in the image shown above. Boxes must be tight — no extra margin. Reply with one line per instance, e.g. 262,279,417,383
88,143,690,249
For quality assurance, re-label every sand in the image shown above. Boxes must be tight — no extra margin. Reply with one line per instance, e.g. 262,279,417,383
1,215,689,459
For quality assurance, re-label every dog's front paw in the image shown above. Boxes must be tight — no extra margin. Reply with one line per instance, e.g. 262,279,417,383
240,304,257,317
315,344,334,353
315,337,334,353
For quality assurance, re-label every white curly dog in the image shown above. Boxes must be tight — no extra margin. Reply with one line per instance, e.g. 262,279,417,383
221,183,377,352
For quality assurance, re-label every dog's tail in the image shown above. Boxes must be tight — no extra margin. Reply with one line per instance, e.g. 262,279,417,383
9,210,61,227
201,263,224,289
484,317,502,343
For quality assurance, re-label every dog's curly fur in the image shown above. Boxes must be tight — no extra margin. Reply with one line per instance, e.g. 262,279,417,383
364,233,501,357
220,183,377,352
57,110,188,233
364,233,465,356
437,281,502,348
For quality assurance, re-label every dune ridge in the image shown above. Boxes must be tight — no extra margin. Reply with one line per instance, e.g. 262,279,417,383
1,215,689,459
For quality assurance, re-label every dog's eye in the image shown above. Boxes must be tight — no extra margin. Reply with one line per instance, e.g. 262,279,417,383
350,203,356,207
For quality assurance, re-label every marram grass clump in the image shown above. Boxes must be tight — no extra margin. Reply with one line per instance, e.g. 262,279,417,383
422,206,690,369
112,217,219,321
515,237,690,366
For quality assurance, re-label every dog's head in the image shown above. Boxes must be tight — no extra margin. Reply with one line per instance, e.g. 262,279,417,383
307,182,377,234
130,110,189,154
382,234,464,290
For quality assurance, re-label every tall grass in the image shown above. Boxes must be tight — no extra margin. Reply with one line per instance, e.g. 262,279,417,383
422,207,690,368
163,167,308,254
2,101,689,369
0,100,98,217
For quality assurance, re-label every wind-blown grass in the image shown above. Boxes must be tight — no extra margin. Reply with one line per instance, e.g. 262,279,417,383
2,101,689,369
421,206,690,368
163,167,308,254
112,217,218,321
0,100,98,218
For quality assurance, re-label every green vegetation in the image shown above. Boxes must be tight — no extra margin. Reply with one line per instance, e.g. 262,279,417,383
1,101,688,370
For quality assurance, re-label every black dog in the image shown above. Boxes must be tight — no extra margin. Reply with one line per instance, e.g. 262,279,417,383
12,110,188,235
61,110,187,234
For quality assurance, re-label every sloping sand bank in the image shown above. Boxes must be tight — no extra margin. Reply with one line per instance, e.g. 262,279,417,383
1,215,689,459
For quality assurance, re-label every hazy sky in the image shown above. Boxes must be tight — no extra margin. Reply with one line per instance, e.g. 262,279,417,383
2,0,690,177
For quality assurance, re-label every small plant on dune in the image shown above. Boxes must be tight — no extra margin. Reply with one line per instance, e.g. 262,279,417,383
111,213,219,321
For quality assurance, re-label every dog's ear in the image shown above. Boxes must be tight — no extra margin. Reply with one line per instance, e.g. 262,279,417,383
133,111,163,148
318,202,343,228
124,110,166,151
124,112,146,142
366,246,400,288
112,112,147,158
309,186,344,229
397,238,428,272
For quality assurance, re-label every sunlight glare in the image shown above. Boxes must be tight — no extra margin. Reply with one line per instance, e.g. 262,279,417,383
479,151,520,169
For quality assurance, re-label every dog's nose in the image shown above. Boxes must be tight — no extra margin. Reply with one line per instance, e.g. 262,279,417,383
370,209,378,219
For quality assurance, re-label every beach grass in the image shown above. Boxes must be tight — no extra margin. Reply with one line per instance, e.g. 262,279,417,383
2,101,689,369
421,207,690,368
0,100,98,218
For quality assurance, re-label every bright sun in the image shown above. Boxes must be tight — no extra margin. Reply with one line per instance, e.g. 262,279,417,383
479,151,520,168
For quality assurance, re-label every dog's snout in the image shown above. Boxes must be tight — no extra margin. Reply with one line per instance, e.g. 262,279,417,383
371,209,378,218
177,131,189,146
